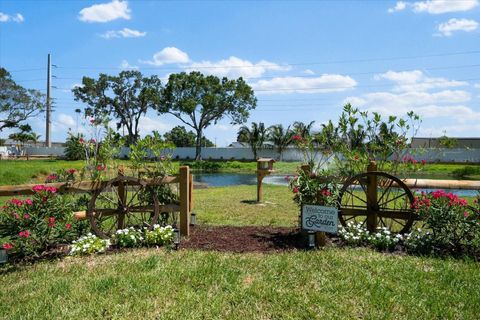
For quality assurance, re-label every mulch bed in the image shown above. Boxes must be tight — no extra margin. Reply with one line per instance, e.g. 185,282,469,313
180,225,335,253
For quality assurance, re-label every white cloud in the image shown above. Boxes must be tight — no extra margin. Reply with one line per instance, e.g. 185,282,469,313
252,74,357,94
57,114,76,128
474,83,480,89
388,1,407,13
345,89,471,108
343,89,473,124
138,116,173,134
79,0,131,23
140,47,190,66
0,12,24,23
119,60,138,70
303,69,315,75
100,28,146,39
375,70,467,92
412,0,478,14
186,56,291,79
437,18,478,36
389,0,479,14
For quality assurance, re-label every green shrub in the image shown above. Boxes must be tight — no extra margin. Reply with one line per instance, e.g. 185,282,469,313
0,185,80,259
64,133,86,160
413,190,480,257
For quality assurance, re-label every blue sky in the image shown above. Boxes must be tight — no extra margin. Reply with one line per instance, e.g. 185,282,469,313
1,0,479,146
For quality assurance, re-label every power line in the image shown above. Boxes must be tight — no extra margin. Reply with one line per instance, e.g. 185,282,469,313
47,49,480,71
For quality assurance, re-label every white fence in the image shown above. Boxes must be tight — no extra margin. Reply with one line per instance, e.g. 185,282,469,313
2,146,480,163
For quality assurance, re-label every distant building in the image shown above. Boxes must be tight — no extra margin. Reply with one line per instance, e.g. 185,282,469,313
411,137,480,149
2,139,66,148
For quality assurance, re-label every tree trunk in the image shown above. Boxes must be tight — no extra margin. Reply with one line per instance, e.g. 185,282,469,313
195,129,202,161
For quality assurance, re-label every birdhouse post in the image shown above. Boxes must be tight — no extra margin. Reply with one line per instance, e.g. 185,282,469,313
256,158,275,202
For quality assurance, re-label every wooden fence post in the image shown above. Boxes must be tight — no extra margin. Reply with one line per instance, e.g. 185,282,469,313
189,173,194,211
179,166,190,236
366,161,378,232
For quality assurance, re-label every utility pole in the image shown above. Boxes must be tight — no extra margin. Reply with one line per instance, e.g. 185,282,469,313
45,53,52,147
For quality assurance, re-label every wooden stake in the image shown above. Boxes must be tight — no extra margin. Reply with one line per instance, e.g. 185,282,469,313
366,161,378,232
179,166,190,236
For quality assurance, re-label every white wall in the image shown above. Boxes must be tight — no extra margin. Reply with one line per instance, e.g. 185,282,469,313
4,146,480,163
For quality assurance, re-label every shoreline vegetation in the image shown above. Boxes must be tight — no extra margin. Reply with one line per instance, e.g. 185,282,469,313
1,159,480,186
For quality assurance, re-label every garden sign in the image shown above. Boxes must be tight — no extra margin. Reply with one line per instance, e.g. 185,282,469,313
302,205,338,233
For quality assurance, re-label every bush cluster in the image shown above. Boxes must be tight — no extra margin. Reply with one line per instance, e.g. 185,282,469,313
0,185,81,259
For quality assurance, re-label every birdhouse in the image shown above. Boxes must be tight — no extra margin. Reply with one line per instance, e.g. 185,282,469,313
256,158,275,202
257,158,275,172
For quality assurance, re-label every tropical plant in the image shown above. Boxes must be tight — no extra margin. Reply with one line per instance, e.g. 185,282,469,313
64,132,86,160
237,122,267,160
268,124,293,160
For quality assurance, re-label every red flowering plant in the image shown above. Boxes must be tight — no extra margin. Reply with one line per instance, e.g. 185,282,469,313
0,185,79,259
411,190,480,257
44,168,78,184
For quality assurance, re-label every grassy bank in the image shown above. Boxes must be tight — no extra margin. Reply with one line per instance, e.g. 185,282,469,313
2,159,480,186
1,247,479,319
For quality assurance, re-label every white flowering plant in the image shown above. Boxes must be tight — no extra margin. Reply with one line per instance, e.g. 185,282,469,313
367,227,403,251
114,227,144,248
70,233,110,255
404,229,435,255
144,225,174,247
338,222,370,246
339,222,404,251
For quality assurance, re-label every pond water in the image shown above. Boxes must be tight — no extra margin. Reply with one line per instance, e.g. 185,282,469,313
193,173,479,197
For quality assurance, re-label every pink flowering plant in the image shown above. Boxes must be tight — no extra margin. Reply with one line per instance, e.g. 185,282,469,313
412,190,480,256
288,170,339,207
0,185,78,259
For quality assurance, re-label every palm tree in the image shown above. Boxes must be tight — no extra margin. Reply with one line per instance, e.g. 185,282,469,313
292,121,315,139
237,122,267,160
268,124,293,161
28,132,41,147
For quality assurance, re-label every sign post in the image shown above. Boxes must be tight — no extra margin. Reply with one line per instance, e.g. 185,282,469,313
302,205,338,247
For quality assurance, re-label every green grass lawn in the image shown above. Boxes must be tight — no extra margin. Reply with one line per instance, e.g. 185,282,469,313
0,183,479,318
1,247,479,319
1,162,480,319
195,185,298,227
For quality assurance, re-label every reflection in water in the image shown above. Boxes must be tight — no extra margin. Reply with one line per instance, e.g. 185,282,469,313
193,173,479,197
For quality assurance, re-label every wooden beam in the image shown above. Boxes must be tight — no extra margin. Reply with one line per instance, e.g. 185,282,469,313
0,175,179,197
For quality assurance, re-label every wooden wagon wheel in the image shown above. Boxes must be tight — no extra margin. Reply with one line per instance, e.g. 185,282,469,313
87,176,160,239
337,171,418,234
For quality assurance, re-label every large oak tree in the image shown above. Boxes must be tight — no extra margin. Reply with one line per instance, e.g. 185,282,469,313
157,72,256,160
72,70,162,145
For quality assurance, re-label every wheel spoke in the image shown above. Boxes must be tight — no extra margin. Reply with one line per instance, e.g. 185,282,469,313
377,179,394,204
378,192,407,207
343,190,368,205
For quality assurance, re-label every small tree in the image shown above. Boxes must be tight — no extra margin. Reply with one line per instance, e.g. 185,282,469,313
268,124,293,160
0,68,45,131
72,70,162,145
157,72,256,160
237,122,267,160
